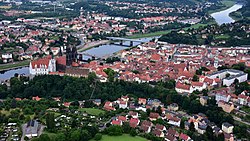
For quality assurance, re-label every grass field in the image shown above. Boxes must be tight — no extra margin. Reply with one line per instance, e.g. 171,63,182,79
91,134,148,141
127,30,171,39
0,60,30,71
208,0,235,14
215,34,230,39
79,108,105,116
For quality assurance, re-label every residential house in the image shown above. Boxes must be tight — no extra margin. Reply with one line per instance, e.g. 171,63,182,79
168,103,179,111
129,118,140,128
218,101,234,113
149,112,160,121
179,133,191,141
215,93,231,102
238,94,249,105
222,122,234,134
200,96,208,106
111,120,122,126
138,98,147,105
175,82,193,94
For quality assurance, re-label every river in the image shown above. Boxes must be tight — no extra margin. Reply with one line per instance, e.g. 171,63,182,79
0,67,29,81
83,36,157,58
211,4,243,25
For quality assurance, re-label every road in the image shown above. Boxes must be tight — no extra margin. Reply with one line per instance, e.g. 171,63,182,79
233,115,250,126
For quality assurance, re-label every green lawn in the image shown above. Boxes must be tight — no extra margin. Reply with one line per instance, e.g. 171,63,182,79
208,0,235,14
91,134,148,141
79,108,105,116
215,34,230,39
127,30,171,39
0,60,30,71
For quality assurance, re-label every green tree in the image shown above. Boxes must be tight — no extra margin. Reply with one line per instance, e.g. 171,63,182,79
206,126,214,140
192,75,199,81
190,122,195,132
107,125,123,136
46,113,55,131
180,119,185,129
130,128,137,137
94,133,102,141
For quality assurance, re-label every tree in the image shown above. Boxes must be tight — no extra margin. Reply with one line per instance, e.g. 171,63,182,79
216,133,224,141
46,113,55,131
130,128,137,137
180,119,185,129
94,133,102,141
192,75,199,81
122,122,131,133
70,130,81,141
190,122,195,132
107,125,123,136
206,126,214,140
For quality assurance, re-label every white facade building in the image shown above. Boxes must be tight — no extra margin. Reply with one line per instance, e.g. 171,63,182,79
29,58,56,75
208,69,248,86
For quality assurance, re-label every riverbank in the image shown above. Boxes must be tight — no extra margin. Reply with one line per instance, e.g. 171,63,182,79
77,40,110,52
0,60,30,71
208,0,236,14
127,23,210,39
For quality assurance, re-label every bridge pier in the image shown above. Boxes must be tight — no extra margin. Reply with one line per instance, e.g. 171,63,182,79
130,41,133,47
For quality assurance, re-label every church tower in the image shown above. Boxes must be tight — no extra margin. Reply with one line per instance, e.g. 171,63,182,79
66,46,78,66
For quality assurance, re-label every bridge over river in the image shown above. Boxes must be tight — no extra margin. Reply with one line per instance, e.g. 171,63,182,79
106,37,146,46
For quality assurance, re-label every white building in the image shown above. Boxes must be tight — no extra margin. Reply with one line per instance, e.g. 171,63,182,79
29,58,56,75
208,69,248,86
215,93,231,102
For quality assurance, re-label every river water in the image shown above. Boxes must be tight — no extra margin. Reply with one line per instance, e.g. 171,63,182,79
211,4,243,25
83,36,157,58
0,67,29,81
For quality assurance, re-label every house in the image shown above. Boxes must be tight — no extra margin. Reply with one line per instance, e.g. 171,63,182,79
149,112,160,121
215,93,231,102
168,103,179,111
119,101,128,109
129,118,140,128
63,102,71,108
129,111,139,119
138,98,147,105
197,125,207,134
217,101,234,113
121,96,129,102
140,120,153,133
32,96,41,101
155,124,166,132
111,120,122,126
167,128,179,137
191,81,207,91
153,129,164,137
118,116,127,122
167,114,181,127
238,94,249,105
200,96,208,106
92,99,101,106
165,134,177,141
104,101,115,111
179,133,191,141
224,133,234,141
24,120,40,138
175,82,193,93
222,122,234,134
